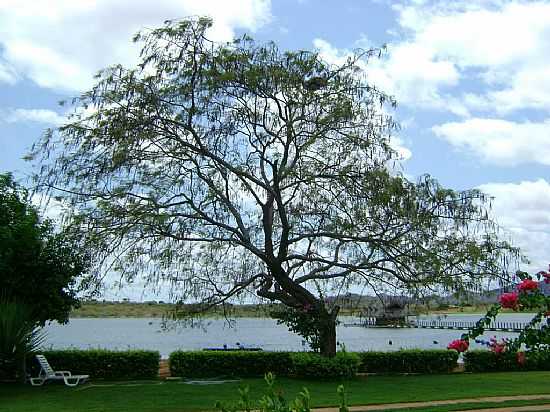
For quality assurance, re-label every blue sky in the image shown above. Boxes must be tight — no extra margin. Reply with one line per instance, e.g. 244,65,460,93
1,0,549,299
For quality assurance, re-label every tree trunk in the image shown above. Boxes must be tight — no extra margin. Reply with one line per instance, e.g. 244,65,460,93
319,306,340,357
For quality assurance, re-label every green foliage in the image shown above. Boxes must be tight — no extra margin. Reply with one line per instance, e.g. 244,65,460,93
0,173,89,325
30,349,160,380
170,350,358,379
455,269,550,359
463,351,519,372
463,350,550,372
289,352,359,379
170,350,460,379
169,351,294,378
270,306,335,353
215,372,348,412
0,299,45,381
358,350,458,374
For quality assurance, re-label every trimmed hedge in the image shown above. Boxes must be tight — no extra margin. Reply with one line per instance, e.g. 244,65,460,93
464,350,550,373
290,352,360,379
169,351,293,378
358,350,459,374
169,350,460,378
31,349,160,380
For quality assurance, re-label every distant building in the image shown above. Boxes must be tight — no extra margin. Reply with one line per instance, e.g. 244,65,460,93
360,298,409,326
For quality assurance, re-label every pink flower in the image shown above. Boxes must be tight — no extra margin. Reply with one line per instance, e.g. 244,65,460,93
540,272,550,284
499,292,519,309
493,344,506,354
489,337,507,354
447,339,469,352
517,279,539,293
517,351,526,366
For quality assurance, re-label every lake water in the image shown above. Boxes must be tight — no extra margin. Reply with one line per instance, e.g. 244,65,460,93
42,314,538,357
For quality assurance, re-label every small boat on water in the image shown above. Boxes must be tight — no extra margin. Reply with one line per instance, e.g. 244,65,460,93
203,342,263,351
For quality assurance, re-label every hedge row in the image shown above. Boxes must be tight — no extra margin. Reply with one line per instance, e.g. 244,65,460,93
31,349,160,380
169,351,293,378
464,350,550,373
291,352,359,379
24,349,462,380
358,350,459,374
168,350,455,378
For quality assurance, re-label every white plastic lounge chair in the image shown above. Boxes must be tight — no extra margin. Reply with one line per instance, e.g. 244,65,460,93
29,354,89,387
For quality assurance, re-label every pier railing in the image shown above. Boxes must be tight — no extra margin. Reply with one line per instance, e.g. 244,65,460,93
344,318,543,332
412,319,530,332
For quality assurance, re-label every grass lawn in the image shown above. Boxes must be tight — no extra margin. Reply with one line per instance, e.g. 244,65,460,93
2,372,550,412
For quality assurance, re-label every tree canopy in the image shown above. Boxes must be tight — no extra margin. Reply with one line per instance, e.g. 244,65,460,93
31,17,518,355
0,173,88,325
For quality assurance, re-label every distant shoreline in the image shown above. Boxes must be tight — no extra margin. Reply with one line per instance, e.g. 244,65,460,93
70,301,533,319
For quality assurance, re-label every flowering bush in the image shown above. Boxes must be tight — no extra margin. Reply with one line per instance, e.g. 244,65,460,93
491,338,507,354
517,351,526,366
447,339,469,352
475,336,509,354
517,279,538,292
499,292,519,309
538,270,550,284
448,265,550,365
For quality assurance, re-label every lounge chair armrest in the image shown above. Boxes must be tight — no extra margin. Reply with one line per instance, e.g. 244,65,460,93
55,371,72,377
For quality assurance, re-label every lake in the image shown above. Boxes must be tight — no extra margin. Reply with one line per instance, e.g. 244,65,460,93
42,314,538,357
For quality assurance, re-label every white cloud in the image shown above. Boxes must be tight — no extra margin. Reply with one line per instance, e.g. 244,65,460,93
313,37,462,114
0,0,272,92
1,108,66,126
0,61,17,84
432,118,550,166
391,1,550,115
313,38,349,66
479,179,550,273
391,136,412,161
487,66,550,114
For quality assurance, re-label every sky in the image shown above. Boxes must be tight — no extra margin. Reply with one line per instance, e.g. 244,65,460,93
1,0,549,300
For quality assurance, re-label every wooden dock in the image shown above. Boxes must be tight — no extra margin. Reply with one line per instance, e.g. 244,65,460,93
343,318,536,332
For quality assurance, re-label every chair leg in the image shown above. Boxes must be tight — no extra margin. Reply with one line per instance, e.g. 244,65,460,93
30,378,45,386
64,377,80,387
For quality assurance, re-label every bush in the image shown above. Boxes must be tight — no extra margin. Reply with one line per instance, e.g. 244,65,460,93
169,349,460,379
464,350,550,372
30,349,160,380
215,372,350,412
0,299,46,382
358,350,459,374
290,352,359,379
169,351,293,378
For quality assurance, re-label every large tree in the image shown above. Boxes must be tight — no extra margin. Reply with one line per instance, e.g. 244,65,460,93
31,18,517,356
0,173,88,325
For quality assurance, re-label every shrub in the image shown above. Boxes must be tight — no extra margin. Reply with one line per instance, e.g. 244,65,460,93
30,349,160,379
169,349,461,379
215,372,350,412
0,299,45,382
358,350,458,374
464,350,550,372
290,352,359,379
169,351,293,378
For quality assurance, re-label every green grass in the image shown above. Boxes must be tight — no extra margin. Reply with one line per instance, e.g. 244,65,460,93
3,372,550,412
